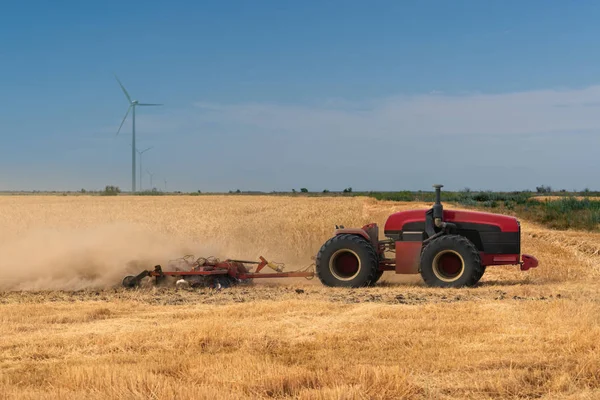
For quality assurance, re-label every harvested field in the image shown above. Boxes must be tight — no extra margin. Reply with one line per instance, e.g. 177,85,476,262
1,195,600,399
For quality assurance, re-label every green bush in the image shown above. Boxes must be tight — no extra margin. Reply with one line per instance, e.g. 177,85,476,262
134,188,163,196
482,200,498,208
369,191,415,202
457,198,478,207
531,197,600,230
101,185,121,196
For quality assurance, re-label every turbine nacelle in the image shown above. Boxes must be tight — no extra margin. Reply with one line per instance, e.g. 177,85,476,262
114,76,163,136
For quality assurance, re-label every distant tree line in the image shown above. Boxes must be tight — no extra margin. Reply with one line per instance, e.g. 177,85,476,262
26,183,596,198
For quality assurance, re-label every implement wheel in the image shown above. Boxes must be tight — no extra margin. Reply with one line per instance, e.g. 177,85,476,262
316,234,379,287
420,235,483,288
122,275,138,288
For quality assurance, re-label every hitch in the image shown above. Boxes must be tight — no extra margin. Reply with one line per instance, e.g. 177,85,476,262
520,254,539,271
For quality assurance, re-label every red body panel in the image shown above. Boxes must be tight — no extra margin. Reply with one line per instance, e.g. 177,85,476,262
480,253,520,266
384,208,528,272
384,209,519,232
395,241,422,274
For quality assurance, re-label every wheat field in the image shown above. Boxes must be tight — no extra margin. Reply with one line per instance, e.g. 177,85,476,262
1,195,600,399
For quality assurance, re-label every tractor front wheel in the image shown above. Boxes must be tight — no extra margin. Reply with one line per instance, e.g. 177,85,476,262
316,234,379,287
368,270,385,286
420,235,483,288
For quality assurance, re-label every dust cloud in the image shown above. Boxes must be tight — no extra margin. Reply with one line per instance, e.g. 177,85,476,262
0,223,225,291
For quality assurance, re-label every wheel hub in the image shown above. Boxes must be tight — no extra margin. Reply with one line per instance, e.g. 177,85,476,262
432,250,465,282
329,249,361,281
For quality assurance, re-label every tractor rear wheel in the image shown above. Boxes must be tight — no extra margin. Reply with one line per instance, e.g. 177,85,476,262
420,235,483,288
316,234,379,287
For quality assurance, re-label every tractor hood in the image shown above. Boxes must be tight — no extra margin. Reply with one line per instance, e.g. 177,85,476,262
384,209,520,233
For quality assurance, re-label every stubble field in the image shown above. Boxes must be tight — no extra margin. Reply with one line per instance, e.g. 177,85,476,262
1,195,599,399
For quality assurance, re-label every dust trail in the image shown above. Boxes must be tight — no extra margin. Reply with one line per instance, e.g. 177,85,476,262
0,223,224,291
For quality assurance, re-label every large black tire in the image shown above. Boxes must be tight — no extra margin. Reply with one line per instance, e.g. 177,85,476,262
316,234,379,287
420,235,483,288
368,270,385,286
473,265,487,285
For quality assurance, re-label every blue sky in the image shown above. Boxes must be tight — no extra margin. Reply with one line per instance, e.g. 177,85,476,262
1,0,600,192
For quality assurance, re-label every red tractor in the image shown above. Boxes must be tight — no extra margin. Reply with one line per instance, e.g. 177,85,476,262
315,184,538,288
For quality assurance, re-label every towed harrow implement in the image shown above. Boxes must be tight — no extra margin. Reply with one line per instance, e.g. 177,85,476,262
122,255,315,288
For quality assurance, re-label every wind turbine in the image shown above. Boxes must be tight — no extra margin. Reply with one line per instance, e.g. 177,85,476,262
163,178,167,192
132,146,153,191
147,169,156,189
115,74,162,192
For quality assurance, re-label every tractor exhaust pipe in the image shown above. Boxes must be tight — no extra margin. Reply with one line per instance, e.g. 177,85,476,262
434,184,443,205
432,184,457,233
432,184,444,227
425,184,455,237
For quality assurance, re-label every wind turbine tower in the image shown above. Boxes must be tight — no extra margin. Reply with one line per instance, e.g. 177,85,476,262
136,146,153,191
147,169,156,190
115,75,162,192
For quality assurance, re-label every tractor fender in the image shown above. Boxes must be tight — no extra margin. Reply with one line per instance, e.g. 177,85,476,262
334,224,379,248
333,228,370,241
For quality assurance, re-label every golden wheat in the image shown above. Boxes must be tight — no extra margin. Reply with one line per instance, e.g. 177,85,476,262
1,195,599,399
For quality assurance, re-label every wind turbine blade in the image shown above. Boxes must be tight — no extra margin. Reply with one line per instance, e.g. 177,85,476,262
114,74,132,103
141,146,153,153
138,103,163,106
116,106,131,136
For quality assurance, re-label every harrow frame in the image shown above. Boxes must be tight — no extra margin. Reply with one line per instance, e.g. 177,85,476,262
122,256,315,288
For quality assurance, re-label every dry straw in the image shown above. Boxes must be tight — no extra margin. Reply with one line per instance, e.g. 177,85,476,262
0,195,599,398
